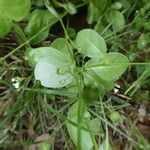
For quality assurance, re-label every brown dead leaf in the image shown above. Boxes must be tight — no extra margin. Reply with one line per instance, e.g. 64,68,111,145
137,123,150,135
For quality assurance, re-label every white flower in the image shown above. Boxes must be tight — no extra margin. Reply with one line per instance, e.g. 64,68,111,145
13,82,20,89
114,88,119,93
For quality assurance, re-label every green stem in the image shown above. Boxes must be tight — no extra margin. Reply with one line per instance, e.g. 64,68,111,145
58,13,85,150
13,23,29,46
125,68,150,95
99,95,109,150
84,62,150,70
74,68,84,150
59,18,74,61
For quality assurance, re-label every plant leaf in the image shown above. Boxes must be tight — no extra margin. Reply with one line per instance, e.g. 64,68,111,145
32,0,44,7
25,47,72,67
76,29,107,58
106,9,125,32
66,102,94,150
63,2,77,15
24,9,57,45
83,70,114,96
99,139,112,150
53,1,77,15
87,2,100,24
137,33,150,50
34,58,73,88
0,0,31,21
66,102,100,149
26,47,74,88
85,52,129,81
88,118,101,135
51,37,73,56
94,0,110,12
0,16,13,37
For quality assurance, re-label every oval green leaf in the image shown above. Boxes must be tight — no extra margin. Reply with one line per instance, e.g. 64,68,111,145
106,9,125,32
0,0,31,21
51,37,73,56
25,47,72,67
137,33,150,49
99,139,112,150
0,16,13,37
66,102,94,150
76,29,107,58
24,9,57,45
83,70,114,96
32,0,44,7
34,58,73,88
85,52,129,81
87,2,100,24
26,47,74,88
63,2,77,15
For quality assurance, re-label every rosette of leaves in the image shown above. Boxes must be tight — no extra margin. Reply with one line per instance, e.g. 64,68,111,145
25,29,129,149
26,28,129,98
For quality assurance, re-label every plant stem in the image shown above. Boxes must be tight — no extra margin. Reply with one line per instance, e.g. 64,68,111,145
74,68,84,150
13,23,29,46
99,95,109,150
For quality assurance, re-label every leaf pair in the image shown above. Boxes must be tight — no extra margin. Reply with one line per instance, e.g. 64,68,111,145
76,29,129,88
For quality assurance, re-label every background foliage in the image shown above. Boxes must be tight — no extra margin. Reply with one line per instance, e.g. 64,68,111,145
0,0,150,150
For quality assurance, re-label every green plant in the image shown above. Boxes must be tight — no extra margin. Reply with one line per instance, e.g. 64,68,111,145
25,28,129,149
0,0,150,149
